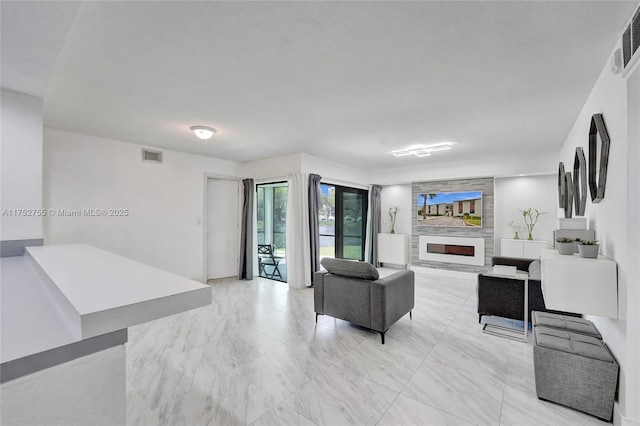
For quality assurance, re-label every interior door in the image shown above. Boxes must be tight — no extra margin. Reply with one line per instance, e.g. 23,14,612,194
207,179,240,279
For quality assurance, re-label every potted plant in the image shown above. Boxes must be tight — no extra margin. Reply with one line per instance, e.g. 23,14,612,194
388,206,399,234
508,221,523,240
555,236,576,255
520,208,547,240
577,240,600,258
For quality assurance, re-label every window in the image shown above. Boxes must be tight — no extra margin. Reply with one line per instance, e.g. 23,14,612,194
470,200,475,214
319,183,368,261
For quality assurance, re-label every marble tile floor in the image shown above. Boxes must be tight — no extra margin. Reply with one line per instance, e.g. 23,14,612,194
125,268,605,426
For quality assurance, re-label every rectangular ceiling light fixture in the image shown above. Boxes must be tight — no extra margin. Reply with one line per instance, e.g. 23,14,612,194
392,143,452,158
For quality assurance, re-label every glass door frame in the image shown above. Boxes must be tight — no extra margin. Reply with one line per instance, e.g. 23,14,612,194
330,184,368,261
256,181,288,282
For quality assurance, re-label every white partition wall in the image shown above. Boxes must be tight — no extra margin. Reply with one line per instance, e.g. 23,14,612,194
1,90,43,241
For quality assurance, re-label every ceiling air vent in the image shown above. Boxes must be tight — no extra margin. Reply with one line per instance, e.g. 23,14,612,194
141,148,163,164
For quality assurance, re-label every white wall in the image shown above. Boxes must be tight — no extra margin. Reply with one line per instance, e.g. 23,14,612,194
494,175,557,255
301,153,369,187
1,89,43,240
242,153,302,181
370,150,558,185
625,67,640,426
43,128,242,279
559,46,639,425
380,184,412,235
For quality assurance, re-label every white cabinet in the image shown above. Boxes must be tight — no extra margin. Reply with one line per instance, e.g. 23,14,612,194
501,239,547,258
540,249,617,318
378,233,409,267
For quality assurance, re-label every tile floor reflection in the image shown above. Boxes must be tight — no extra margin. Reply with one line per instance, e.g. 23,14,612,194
126,268,605,426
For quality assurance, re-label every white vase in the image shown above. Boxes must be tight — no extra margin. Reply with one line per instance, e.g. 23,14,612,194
556,242,575,255
578,244,599,259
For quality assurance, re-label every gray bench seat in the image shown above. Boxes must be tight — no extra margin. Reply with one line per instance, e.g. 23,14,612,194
533,325,618,421
532,311,601,338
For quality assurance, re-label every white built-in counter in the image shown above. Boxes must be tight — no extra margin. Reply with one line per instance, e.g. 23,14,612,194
1,244,211,370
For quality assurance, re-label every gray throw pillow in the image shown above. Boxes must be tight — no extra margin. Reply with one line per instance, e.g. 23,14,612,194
321,258,379,280
528,259,541,280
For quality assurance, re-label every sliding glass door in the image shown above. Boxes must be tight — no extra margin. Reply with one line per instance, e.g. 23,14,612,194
319,184,367,261
256,182,288,282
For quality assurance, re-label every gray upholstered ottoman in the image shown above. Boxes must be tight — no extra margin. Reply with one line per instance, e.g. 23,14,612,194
533,326,619,421
532,311,602,338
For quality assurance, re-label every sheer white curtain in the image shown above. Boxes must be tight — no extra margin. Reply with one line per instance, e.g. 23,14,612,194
286,173,311,289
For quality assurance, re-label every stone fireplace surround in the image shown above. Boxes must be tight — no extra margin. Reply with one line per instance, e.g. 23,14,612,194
411,177,494,272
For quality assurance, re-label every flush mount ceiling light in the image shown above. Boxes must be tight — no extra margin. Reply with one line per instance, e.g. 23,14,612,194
391,142,452,158
190,125,216,141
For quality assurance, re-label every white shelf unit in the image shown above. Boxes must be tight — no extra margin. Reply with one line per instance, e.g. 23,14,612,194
378,233,409,267
540,249,617,318
501,239,548,258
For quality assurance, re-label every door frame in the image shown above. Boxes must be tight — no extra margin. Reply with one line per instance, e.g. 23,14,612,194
202,173,242,283
256,180,289,282
321,183,368,261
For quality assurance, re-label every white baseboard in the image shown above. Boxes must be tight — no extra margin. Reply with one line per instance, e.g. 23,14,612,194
614,402,640,426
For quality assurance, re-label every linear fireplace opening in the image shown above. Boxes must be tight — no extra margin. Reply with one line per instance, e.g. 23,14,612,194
419,236,485,266
427,243,475,257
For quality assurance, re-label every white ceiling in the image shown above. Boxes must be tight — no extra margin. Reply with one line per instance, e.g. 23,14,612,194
2,1,638,170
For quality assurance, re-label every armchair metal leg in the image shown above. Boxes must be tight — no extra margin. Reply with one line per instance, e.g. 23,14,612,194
315,313,319,323
410,311,412,320
380,331,386,344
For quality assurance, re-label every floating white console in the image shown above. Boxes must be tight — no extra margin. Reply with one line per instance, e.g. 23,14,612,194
378,233,409,267
540,249,617,318
418,235,485,266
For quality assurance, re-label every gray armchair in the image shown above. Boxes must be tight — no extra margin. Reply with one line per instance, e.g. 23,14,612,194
314,258,415,344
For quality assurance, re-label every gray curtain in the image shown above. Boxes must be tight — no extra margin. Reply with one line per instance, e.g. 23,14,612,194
308,173,322,283
238,178,254,280
368,185,383,266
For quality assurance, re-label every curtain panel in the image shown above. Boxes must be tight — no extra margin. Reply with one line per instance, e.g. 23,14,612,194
308,173,322,283
367,184,383,266
238,178,254,280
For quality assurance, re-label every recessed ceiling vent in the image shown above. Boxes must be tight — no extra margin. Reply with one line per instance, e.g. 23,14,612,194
141,148,163,164
621,5,640,75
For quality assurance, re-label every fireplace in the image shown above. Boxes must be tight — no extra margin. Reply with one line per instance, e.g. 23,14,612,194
427,243,475,257
419,236,485,266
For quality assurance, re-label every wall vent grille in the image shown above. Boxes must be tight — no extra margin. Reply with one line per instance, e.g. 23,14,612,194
633,7,640,55
623,24,632,67
141,148,163,164
622,4,640,73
